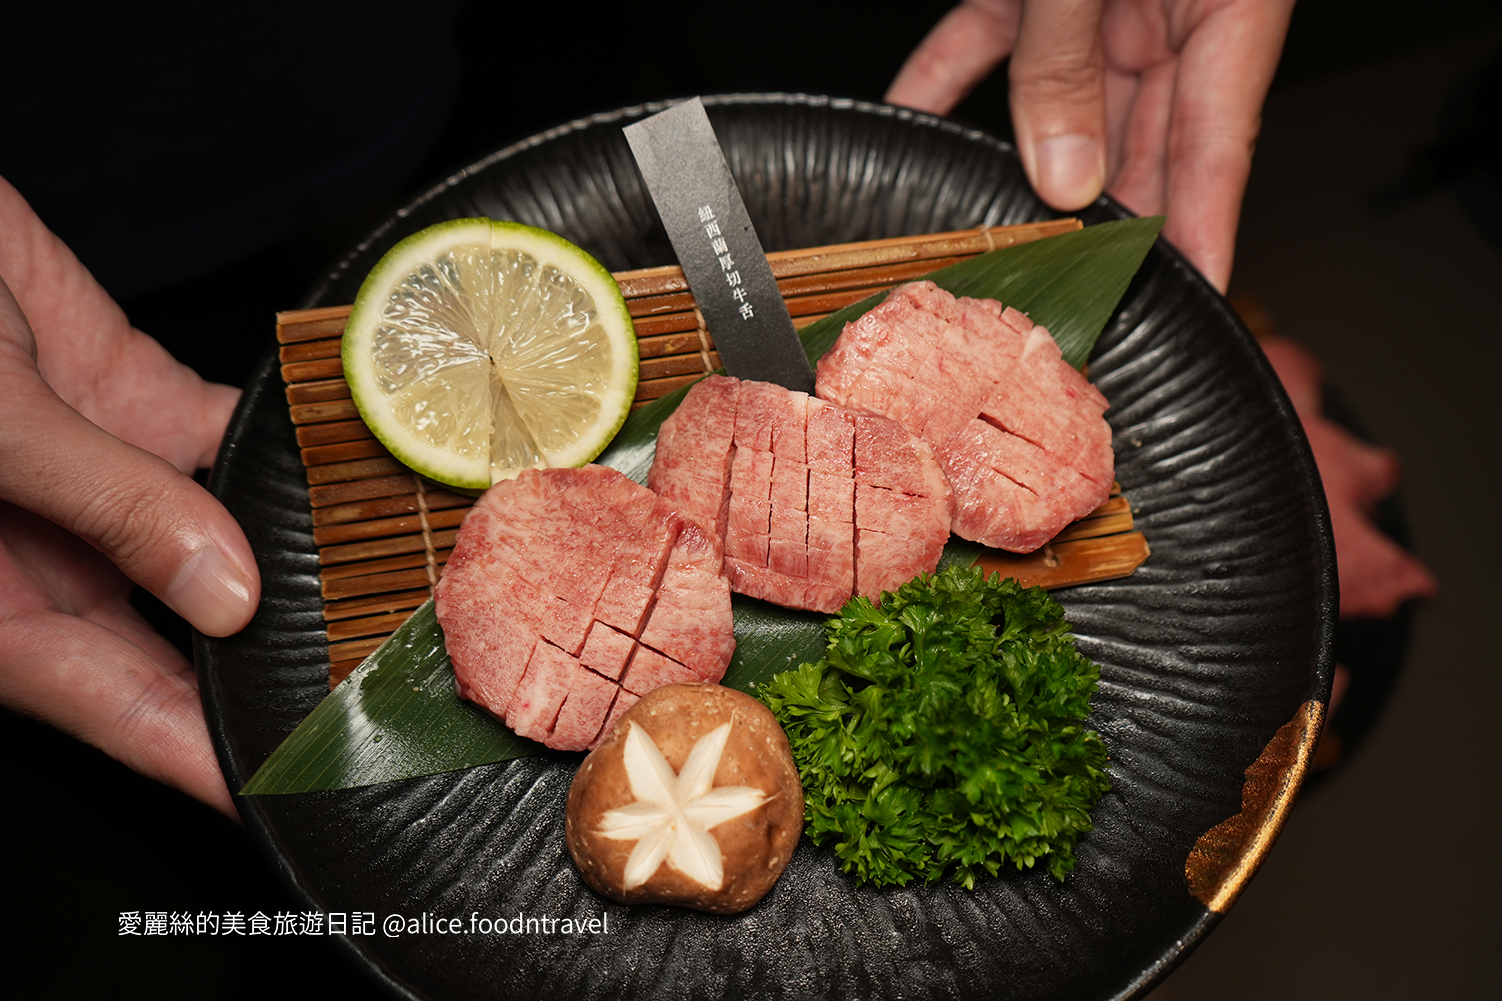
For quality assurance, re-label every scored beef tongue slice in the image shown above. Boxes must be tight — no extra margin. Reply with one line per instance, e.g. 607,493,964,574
435,465,734,752
641,373,739,540
649,375,953,614
815,281,1113,553
637,521,737,674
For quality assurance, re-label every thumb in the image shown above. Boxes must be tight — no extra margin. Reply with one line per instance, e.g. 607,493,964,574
1008,0,1108,211
886,0,1021,116
0,302,259,637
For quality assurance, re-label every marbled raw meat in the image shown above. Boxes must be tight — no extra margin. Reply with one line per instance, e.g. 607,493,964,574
650,375,953,613
815,281,1112,552
435,465,734,752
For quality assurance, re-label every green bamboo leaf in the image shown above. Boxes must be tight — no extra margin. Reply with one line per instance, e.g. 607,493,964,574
242,217,1160,795
242,596,810,794
721,597,830,693
240,602,545,794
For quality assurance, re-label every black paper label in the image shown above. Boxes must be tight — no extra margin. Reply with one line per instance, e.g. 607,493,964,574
624,98,816,394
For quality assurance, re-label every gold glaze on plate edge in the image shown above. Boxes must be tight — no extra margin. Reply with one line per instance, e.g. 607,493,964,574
1185,699,1326,913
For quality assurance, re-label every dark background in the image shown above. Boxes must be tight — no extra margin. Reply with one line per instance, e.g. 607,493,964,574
3,1,1499,997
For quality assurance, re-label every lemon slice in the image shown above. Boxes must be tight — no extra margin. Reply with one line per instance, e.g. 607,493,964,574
343,218,638,491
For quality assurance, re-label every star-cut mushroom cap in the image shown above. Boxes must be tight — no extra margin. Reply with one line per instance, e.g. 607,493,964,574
565,683,804,914
597,722,768,890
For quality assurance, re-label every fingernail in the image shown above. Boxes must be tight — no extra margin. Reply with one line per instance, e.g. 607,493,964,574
165,547,256,637
1034,134,1104,210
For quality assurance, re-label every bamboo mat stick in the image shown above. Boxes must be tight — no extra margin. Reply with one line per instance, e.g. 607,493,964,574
273,220,1149,686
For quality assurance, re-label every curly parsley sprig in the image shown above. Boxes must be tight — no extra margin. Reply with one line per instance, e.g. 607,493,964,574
759,566,1110,887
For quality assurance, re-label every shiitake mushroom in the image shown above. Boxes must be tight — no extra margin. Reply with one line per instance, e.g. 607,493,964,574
565,683,802,914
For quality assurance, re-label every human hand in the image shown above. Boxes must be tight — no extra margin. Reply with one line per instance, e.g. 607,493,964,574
886,0,1296,291
1258,335,1437,620
0,176,259,818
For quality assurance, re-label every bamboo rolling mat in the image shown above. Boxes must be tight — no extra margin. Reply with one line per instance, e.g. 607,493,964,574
275,220,1150,686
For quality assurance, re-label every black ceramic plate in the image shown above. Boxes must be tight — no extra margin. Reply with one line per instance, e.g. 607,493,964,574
200,95,1335,1001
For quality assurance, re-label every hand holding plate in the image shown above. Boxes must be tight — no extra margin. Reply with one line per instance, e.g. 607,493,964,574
0,176,258,818
887,0,1296,291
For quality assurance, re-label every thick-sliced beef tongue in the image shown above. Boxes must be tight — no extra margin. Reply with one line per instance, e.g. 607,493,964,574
651,376,952,613
943,418,1103,551
436,508,540,709
550,665,622,752
638,522,737,675
815,281,1112,552
507,641,578,738
435,465,734,752
579,621,634,680
648,374,738,539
